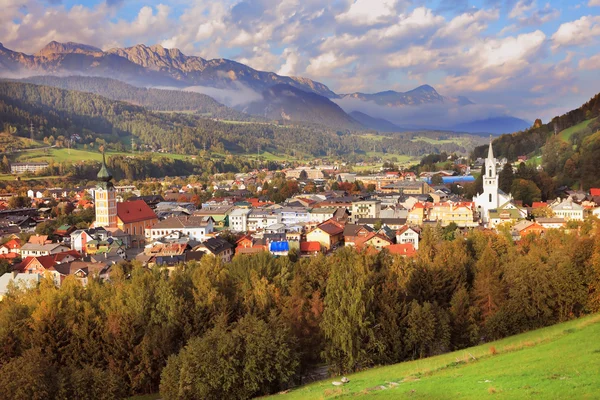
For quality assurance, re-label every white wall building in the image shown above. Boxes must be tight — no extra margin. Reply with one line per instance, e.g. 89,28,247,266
229,208,251,232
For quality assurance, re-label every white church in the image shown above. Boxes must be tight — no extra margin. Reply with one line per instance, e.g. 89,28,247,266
474,139,513,225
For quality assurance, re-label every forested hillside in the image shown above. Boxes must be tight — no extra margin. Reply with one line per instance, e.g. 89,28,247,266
0,81,481,162
1,226,599,399
19,75,253,121
473,92,600,160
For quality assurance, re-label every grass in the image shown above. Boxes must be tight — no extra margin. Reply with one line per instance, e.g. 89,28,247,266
411,136,464,145
559,118,596,142
275,314,600,399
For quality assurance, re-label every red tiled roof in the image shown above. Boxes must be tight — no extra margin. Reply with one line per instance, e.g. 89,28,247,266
18,255,56,272
531,202,548,208
2,239,22,250
591,189,600,197
0,252,19,260
117,200,157,224
315,219,344,236
300,241,321,252
387,243,417,257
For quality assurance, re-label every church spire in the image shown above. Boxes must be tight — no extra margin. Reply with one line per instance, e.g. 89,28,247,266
97,151,112,182
487,135,494,160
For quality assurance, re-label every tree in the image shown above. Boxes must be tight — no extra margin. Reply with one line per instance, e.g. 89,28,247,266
0,348,58,400
160,314,298,400
499,162,514,194
510,179,541,206
321,250,377,374
8,196,31,209
430,174,444,186
405,301,449,359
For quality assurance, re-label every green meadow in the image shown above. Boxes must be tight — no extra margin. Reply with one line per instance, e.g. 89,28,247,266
275,314,600,399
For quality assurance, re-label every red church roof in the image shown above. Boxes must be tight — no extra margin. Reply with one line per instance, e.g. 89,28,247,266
117,200,157,224
591,188,600,196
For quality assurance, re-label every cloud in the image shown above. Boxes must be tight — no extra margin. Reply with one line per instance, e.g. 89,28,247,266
578,54,600,70
306,52,357,77
589,0,600,6
552,15,600,49
183,82,263,107
336,0,399,26
333,96,512,129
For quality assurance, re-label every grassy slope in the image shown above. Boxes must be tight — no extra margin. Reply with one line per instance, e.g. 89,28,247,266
559,118,596,142
276,314,600,399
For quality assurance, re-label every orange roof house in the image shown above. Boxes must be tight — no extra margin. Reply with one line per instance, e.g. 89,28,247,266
387,243,417,257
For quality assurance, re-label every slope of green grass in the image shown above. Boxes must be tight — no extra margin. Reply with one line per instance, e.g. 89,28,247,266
559,118,596,142
276,314,600,399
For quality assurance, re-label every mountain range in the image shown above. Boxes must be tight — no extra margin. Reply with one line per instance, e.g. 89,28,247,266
0,41,531,134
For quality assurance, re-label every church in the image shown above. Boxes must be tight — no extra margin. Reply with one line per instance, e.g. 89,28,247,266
473,139,513,225
93,153,158,247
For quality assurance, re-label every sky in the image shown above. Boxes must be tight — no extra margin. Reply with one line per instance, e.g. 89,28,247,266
1,0,600,121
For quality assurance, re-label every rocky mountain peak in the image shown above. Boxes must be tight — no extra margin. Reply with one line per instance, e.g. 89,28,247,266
35,41,102,57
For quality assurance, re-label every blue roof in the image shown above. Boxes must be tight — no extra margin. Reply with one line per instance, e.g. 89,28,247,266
269,241,289,252
423,176,476,184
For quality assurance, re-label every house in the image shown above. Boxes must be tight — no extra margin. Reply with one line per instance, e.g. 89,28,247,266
10,162,49,174
247,209,282,232
351,200,381,223
194,206,233,229
192,237,234,263
355,232,393,251
551,197,584,221
279,207,310,225
20,243,70,258
428,202,478,227
300,241,322,257
147,216,214,242
536,218,566,229
0,238,22,256
343,224,374,247
356,218,407,231
407,202,426,225
306,219,345,251
269,241,290,256
387,243,417,257
0,272,40,301
229,208,251,232
235,235,268,255
396,226,420,250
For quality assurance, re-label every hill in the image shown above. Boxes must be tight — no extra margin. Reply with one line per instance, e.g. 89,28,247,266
472,91,600,161
349,111,403,132
275,314,600,399
340,85,472,107
241,84,362,129
19,75,252,120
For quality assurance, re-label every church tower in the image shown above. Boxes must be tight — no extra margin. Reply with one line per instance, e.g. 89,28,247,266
474,138,500,223
94,152,118,228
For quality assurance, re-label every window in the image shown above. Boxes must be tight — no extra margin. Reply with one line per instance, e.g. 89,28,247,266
489,193,492,203
489,168,492,177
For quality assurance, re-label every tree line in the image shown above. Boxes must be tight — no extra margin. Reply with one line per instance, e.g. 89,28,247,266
1,224,599,399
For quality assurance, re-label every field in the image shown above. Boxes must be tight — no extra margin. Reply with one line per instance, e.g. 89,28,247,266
275,314,600,399
559,118,596,142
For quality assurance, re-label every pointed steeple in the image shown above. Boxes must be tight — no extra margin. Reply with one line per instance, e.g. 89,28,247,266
487,135,494,160
97,151,112,182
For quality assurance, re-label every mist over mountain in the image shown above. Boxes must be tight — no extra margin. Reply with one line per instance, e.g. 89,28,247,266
0,41,530,134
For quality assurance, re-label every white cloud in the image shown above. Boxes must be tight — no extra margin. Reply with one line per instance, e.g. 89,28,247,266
552,15,600,49
278,48,300,76
509,0,535,19
589,0,600,6
306,51,357,77
578,54,600,70
336,0,399,26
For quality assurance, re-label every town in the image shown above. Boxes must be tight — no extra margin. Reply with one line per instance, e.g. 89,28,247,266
0,139,596,295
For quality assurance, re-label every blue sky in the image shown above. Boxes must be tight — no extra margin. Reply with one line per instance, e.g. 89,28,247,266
2,0,600,121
